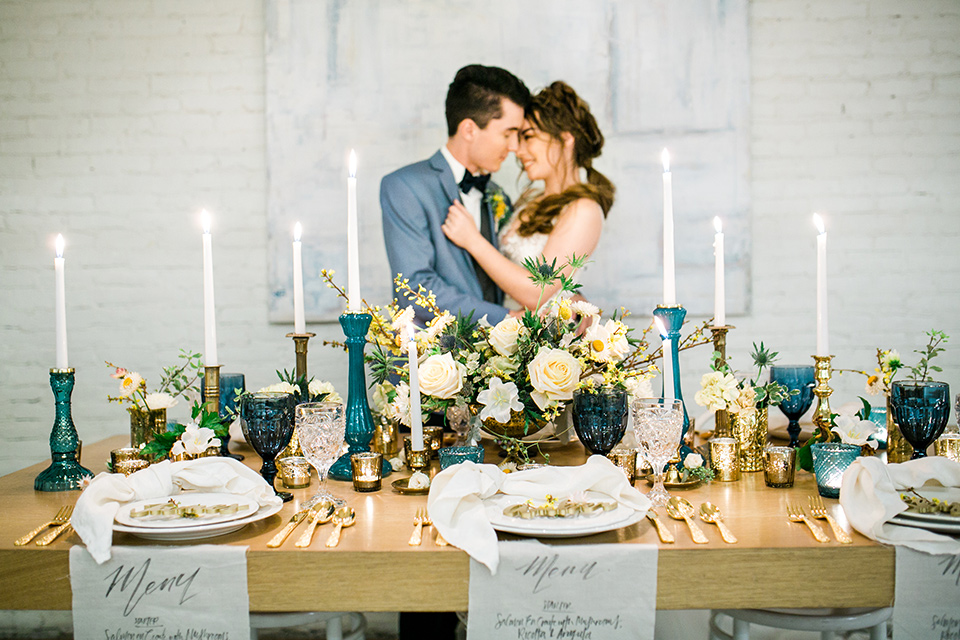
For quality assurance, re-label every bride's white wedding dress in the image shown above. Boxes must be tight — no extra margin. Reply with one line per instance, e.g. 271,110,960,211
497,218,549,311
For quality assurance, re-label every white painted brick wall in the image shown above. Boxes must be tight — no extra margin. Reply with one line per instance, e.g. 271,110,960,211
1,0,959,480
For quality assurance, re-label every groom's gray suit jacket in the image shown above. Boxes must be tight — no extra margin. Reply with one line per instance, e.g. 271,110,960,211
380,150,508,326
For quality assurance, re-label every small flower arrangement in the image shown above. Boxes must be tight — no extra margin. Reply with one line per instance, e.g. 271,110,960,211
831,401,880,451
840,329,949,396
486,183,512,231
679,452,714,482
139,402,227,462
256,369,342,403
694,342,795,416
106,350,203,413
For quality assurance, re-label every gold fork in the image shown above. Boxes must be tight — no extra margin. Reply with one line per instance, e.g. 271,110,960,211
408,508,427,546
786,502,830,543
15,506,73,546
808,495,852,544
419,509,448,546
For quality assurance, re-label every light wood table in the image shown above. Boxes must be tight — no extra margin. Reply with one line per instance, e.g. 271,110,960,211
0,435,894,612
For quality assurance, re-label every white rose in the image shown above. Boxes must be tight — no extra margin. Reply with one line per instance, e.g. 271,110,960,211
684,453,703,469
408,470,431,489
527,347,583,410
488,316,522,356
418,353,464,399
258,381,298,395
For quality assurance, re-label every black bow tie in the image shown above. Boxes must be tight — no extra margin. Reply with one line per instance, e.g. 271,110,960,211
459,172,490,194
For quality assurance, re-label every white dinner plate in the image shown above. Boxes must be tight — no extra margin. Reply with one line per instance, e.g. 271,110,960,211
115,493,260,529
889,514,960,535
113,499,283,541
485,493,643,538
895,485,960,525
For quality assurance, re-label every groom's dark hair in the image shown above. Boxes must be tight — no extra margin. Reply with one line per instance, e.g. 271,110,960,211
445,64,530,136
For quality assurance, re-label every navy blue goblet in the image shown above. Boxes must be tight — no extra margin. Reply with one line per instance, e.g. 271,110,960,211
769,365,815,447
572,387,629,455
240,391,296,501
890,381,951,459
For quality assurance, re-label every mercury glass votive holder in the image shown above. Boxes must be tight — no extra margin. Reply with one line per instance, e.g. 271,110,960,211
114,459,150,476
351,452,383,492
278,456,312,489
764,446,797,488
110,447,142,469
423,426,444,459
438,445,484,469
811,442,861,499
403,436,430,471
934,433,960,463
371,413,400,457
606,448,638,483
710,438,741,482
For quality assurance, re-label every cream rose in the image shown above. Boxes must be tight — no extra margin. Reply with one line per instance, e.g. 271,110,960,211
418,352,464,399
488,316,522,356
527,347,583,410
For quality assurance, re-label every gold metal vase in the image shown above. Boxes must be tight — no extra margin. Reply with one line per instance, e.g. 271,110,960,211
129,407,167,448
885,393,914,463
732,407,767,472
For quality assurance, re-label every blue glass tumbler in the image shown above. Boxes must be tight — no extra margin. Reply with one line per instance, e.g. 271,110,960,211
769,365,815,448
811,442,861,498
890,381,951,459
572,387,629,456
240,391,296,501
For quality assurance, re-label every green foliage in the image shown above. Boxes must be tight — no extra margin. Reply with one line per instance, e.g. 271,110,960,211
157,349,204,398
908,329,949,382
138,402,227,462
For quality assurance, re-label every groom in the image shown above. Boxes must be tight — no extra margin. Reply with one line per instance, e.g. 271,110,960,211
381,64,530,325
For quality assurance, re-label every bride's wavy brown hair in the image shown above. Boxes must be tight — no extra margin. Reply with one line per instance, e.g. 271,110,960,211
515,81,615,237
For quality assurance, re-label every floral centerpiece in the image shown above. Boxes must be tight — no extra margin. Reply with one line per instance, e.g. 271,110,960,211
322,258,712,464
254,370,342,404
106,349,203,413
139,403,226,462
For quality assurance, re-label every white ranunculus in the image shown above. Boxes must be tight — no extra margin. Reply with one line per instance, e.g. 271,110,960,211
144,392,178,411
477,377,524,424
488,316,522,356
371,382,395,413
408,470,431,489
624,376,654,400
418,352,464,399
684,453,704,469
308,379,341,403
258,381,298,395
694,371,740,412
527,347,583,410
832,414,879,449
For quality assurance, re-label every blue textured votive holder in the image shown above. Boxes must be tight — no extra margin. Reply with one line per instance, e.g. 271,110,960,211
439,445,484,469
811,442,861,498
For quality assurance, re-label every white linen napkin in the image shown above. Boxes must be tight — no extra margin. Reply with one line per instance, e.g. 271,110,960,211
427,455,651,573
839,455,960,555
73,457,282,564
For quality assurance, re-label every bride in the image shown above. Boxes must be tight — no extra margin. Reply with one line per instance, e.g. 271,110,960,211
441,81,615,311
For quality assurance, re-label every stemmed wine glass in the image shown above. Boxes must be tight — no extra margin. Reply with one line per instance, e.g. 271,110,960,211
240,391,296,502
296,401,347,503
631,398,684,507
890,381,951,459
769,365,815,447
572,387,629,455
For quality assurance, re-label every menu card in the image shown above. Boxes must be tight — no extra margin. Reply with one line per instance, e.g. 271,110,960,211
468,540,658,640
71,545,250,640
894,546,960,639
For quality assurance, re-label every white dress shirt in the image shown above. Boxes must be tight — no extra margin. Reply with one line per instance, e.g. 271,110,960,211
440,145,484,230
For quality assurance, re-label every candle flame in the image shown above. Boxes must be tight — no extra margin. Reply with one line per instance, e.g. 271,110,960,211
654,316,667,337
407,321,417,340
200,209,211,234
294,221,302,242
813,212,825,235
349,149,357,178
713,216,722,234
55,233,64,258
661,148,670,173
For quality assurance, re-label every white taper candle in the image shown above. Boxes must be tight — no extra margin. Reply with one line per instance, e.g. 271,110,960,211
662,149,676,306
54,234,68,369
407,322,424,450
813,213,828,356
347,150,360,312
293,222,305,333
201,210,218,366
713,216,725,327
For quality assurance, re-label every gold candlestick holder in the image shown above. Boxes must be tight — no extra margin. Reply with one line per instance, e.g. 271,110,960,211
811,355,834,437
203,365,221,416
286,332,316,380
710,325,734,438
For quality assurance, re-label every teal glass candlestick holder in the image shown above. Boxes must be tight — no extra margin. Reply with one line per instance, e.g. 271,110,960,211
328,312,392,480
652,305,691,457
35,368,93,491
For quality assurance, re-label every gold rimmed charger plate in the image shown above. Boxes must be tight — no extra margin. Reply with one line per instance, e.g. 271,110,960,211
391,478,430,495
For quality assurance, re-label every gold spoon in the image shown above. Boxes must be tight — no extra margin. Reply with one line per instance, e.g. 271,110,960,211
325,506,356,548
294,502,335,548
665,497,709,544
699,502,738,544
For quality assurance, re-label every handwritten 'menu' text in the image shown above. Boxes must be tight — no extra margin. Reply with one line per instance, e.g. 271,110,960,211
517,554,600,594
104,558,201,616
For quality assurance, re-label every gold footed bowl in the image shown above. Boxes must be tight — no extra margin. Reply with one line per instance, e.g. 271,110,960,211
469,406,548,440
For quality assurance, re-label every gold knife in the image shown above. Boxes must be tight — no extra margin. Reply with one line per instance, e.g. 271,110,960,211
267,505,316,548
36,522,72,546
646,511,675,543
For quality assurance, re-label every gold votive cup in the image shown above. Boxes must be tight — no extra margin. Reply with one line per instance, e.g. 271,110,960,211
764,446,797,488
934,433,960,463
710,438,741,482
111,447,142,469
606,448,638,483
403,436,431,471
423,426,444,458
278,456,312,489
114,459,150,476
351,452,383,492
371,413,400,457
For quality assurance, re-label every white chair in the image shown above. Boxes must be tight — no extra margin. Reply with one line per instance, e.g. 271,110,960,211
249,611,366,640
709,608,892,640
